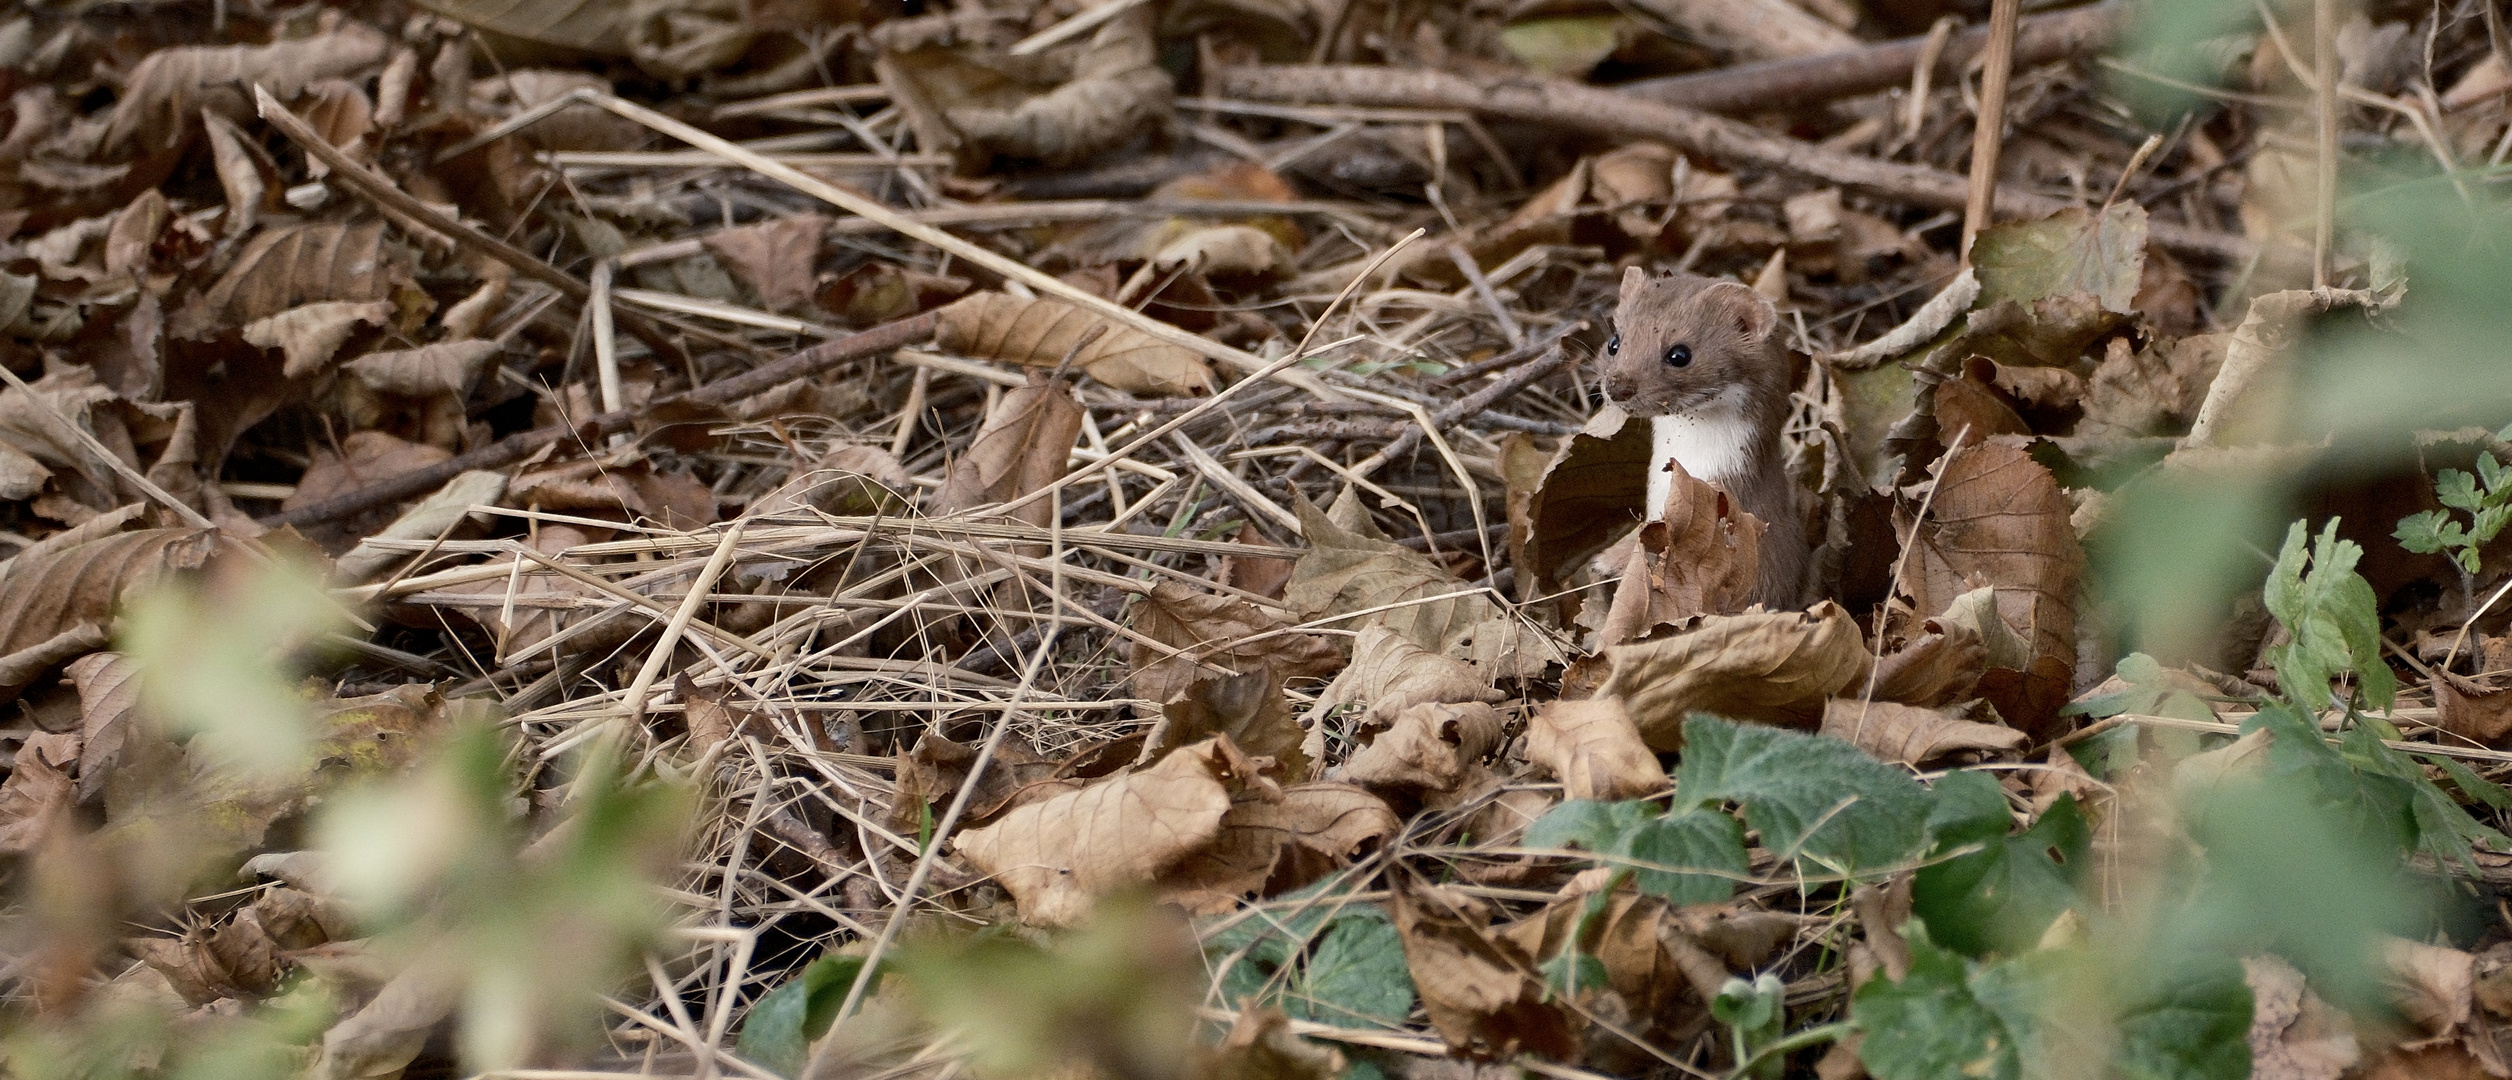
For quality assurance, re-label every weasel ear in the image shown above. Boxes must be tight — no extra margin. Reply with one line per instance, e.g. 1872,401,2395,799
1699,281,1778,342
1619,265,1647,299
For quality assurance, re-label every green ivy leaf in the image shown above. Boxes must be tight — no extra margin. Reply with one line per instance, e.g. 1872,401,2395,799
1294,907,1415,1028
1913,772,2089,958
738,955,878,1078
1524,799,1656,854
1674,716,1932,877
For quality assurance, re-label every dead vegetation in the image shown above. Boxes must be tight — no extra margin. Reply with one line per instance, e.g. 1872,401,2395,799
4,0,2512,1078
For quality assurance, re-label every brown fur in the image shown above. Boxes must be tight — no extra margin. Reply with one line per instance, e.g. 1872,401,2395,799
1604,268,1809,607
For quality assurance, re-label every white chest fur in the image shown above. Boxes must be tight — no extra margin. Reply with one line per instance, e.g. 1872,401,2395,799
1644,387,1756,521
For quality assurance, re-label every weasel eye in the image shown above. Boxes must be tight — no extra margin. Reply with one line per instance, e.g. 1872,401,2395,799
1606,333,1620,356
1665,344,1692,368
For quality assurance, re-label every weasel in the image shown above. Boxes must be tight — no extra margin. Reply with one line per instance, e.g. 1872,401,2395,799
1601,267,1809,608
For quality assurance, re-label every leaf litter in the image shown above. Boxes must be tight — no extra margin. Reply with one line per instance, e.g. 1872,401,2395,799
5,0,2512,1078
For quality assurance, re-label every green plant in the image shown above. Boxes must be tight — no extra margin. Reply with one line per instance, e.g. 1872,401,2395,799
2396,434,2512,594
2263,518,2396,712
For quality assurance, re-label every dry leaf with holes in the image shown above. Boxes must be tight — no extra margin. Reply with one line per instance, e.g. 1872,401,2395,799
241,301,394,378
1819,699,2023,767
102,20,391,153
701,215,828,314
342,339,500,398
1391,880,1581,1061
1870,617,1985,708
1312,626,1501,727
1600,461,1765,645
2244,955,2360,1080
0,514,228,702
1128,580,1341,708
1527,697,1666,801
175,220,402,336
953,736,1245,927
931,371,1084,528
1343,702,1502,798
1900,443,2084,736
1153,666,1308,780
1594,602,1870,748
935,293,1212,397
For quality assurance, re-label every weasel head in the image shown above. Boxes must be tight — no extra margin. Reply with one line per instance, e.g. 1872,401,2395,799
1601,267,1786,420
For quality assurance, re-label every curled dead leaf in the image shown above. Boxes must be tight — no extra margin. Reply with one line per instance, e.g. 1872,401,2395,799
1901,442,2082,735
1594,602,1871,748
1522,405,1651,590
1818,699,2024,767
879,8,1173,170
931,371,1085,528
241,301,394,378
1128,580,1341,709
2244,954,2360,1080
701,215,828,315
1869,618,1985,708
177,220,402,337
1600,461,1765,645
1312,625,1501,727
749,444,913,518
1155,666,1308,780
1526,697,1667,801
0,515,229,702
1343,701,1503,798
1391,880,1580,1061
936,292,1212,397
342,339,501,399
104,21,391,153
953,737,1244,927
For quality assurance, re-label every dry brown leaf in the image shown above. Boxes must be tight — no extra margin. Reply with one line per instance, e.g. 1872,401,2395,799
286,431,454,512
1498,890,1694,1031
1391,880,1581,1061
1593,602,1871,748
241,301,394,379
1901,442,2083,736
676,674,766,755
0,731,76,853
64,651,140,806
342,339,500,398
1312,626,1501,727
2384,935,2481,1038
296,78,374,175
0,365,122,485
1343,701,1502,798
1590,143,1678,239
1870,618,1985,708
1818,699,2024,767
879,8,1172,170
1600,461,1764,645
177,221,401,336
1149,224,1289,278
1155,666,1308,780
935,293,1211,397
1522,405,1651,590
749,444,912,518
331,470,506,584
2244,954,2360,1080
884,733,1059,837
701,215,828,314
1128,580,1340,708
103,21,392,153
1285,492,1504,661
1526,697,1667,802
2437,674,2512,747
1218,523,1298,602
0,518,227,702
507,461,717,530
449,525,615,658
931,372,1085,528
954,737,1246,927
308,960,462,1080
1203,1007,1346,1080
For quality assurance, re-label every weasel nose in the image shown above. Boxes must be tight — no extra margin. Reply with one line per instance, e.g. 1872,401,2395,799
1603,372,1633,401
